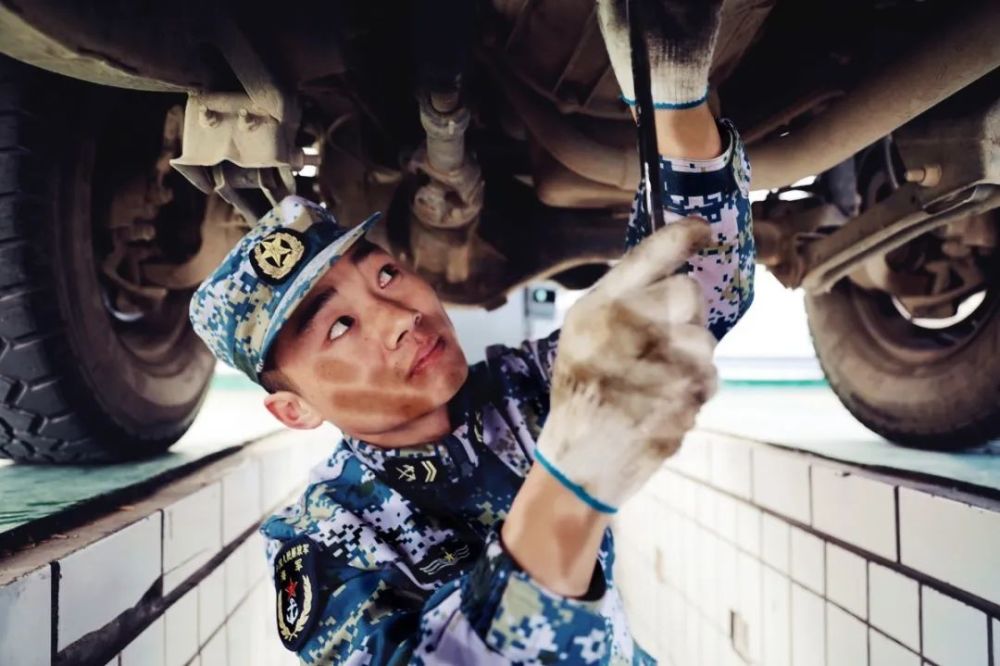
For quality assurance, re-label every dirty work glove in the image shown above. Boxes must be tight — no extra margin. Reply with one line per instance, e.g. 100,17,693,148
534,217,719,513
597,0,725,108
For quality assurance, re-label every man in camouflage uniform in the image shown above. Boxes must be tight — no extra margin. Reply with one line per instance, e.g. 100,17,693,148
189,1,752,663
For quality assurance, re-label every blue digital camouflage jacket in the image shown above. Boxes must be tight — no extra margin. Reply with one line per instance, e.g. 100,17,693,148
261,332,655,665
259,118,754,665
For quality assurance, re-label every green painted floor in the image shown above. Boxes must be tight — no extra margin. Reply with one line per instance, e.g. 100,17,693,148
2,380,998,544
698,385,1000,493
0,379,280,540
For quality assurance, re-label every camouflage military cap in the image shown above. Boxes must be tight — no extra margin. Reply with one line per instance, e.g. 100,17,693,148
189,195,380,383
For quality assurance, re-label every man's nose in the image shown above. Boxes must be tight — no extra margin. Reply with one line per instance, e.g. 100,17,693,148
384,307,422,351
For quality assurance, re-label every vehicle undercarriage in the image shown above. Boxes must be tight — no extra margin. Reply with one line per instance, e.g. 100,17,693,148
0,0,997,460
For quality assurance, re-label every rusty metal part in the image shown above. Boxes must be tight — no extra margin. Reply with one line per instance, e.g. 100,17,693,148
497,67,639,190
398,189,627,307
407,223,495,286
317,112,401,237
216,19,293,124
739,88,844,145
407,88,486,284
170,90,301,221
802,183,1000,293
769,90,1000,294
748,1,1000,189
410,93,484,230
490,0,773,120
895,258,986,318
531,149,635,208
142,196,250,289
0,1,348,92
753,203,846,288
850,212,997,315
0,2,204,91
169,22,303,222
101,106,188,315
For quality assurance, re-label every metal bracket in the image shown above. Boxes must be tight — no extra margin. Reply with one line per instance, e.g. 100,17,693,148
796,92,1000,293
801,184,1000,293
169,20,303,222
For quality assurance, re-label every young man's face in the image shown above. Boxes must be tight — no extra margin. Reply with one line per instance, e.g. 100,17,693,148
263,242,469,443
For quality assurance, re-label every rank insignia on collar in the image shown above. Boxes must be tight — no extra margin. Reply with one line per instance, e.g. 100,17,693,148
250,229,307,284
389,458,439,484
274,536,321,652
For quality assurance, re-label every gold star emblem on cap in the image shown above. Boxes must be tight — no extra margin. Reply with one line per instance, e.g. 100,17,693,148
251,231,306,282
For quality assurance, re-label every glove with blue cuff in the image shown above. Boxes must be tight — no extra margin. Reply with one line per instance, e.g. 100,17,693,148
534,217,719,514
596,0,725,109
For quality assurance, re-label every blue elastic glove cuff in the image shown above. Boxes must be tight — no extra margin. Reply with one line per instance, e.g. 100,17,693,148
620,89,709,110
534,449,618,514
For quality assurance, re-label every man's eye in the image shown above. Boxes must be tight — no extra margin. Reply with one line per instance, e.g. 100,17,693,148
377,264,400,288
328,316,354,341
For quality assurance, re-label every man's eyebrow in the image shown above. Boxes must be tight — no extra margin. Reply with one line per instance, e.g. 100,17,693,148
296,287,336,335
349,240,378,265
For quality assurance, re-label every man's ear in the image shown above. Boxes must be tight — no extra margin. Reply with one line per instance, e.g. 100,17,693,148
263,390,325,430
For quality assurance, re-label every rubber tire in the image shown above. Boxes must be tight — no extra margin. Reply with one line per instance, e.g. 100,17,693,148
805,280,1000,450
0,57,215,463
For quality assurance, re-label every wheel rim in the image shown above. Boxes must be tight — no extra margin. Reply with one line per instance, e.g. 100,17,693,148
850,279,998,365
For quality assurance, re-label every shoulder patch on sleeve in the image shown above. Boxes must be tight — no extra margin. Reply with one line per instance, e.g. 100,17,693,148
274,535,322,652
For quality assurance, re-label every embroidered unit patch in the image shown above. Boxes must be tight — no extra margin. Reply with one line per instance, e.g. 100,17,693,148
273,535,321,651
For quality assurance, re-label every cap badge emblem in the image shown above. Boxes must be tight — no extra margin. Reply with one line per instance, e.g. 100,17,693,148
250,230,307,283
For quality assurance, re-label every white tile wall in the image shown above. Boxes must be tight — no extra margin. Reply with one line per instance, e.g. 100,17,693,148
762,567,791,666
222,459,262,544
0,435,324,666
790,527,825,595
120,617,165,666
715,538,738,631
198,565,226,644
870,629,920,666
826,543,868,619
666,433,712,482
715,492,738,543
811,466,897,560
790,584,825,666
58,514,163,651
224,539,249,615
165,589,199,666
0,566,51,666
921,586,988,666
709,435,752,499
612,435,1000,666
762,512,790,573
898,488,1000,607
868,563,920,651
736,502,762,556
163,482,222,594
199,625,227,665
736,551,763,663
993,618,1000,666
827,602,868,666
752,447,811,523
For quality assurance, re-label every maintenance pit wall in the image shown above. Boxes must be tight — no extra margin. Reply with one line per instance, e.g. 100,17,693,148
614,426,1000,666
2,384,1000,666
0,422,323,666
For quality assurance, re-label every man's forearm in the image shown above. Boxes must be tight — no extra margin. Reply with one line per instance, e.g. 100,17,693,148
501,461,612,598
